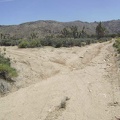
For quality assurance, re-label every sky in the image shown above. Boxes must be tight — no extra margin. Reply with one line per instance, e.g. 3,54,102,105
0,0,120,25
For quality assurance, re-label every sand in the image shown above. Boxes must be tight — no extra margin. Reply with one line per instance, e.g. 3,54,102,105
0,41,120,120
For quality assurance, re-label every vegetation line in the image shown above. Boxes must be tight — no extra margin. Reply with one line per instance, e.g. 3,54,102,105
18,22,111,48
0,22,114,48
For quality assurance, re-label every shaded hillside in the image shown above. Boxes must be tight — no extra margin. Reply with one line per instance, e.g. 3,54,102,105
0,20,120,39
102,20,120,34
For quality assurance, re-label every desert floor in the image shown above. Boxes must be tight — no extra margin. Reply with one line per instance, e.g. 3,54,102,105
0,41,120,120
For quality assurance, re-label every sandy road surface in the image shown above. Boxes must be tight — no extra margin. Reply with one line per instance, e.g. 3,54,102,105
0,41,120,120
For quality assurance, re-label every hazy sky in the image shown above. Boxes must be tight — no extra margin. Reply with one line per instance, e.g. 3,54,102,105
0,0,120,25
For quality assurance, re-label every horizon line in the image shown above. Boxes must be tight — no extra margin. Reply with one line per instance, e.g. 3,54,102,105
0,19,120,26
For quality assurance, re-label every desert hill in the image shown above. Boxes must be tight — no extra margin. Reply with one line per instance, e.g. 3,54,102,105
0,20,120,38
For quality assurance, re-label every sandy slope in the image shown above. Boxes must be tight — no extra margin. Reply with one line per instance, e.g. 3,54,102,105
0,41,120,120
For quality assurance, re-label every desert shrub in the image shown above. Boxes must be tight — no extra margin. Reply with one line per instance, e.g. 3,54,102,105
18,37,108,48
85,38,97,44
0,55,10,66
114,38,120,47
49,39,63,48
98,37,111,43
81,42,86,46
3,48,6,52
18,39,42,48
40,38,52,46
0,53,17,81
29,40,41,48
40,38,99,48
0,64,17,79
113,38,120,53
0,39,19,46
18,40,29,48
41,38,63,47
117,45,120,53
72,39,81,46
62,39,74,47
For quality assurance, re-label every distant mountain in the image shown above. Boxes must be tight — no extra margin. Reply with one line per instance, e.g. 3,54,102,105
0,20,120,39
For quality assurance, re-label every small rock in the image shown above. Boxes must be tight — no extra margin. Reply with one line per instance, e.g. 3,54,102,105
59,96,70,109
0,80,11,94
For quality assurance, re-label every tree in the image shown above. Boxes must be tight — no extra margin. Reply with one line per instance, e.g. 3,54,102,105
0,33,5,39
70,26,78,39
30,32,38,39
61,28,69,38
96,22,106,39
81,26,88,38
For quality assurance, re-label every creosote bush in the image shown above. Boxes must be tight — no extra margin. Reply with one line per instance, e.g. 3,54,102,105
18,40,29,48
0,54,17,81
113,38,120,53
18,39,41,48
0,54,10,66
18,37,111,48
0,39,20,46
0,64,17,78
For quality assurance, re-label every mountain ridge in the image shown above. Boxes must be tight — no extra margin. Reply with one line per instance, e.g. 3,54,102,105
0,19,120,38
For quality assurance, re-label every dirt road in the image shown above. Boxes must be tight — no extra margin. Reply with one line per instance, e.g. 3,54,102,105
0,41,120,120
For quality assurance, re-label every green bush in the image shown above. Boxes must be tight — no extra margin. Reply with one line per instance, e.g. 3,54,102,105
0,64,17,78
98,37,111,43
0,39,20,46
117,45,120,53
113,38,120,53
0,53,17,81
28,40,40,48
18,40,29,48
41,38,99,48
0,55,10,66
18,37,107,48
18,39,41,48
